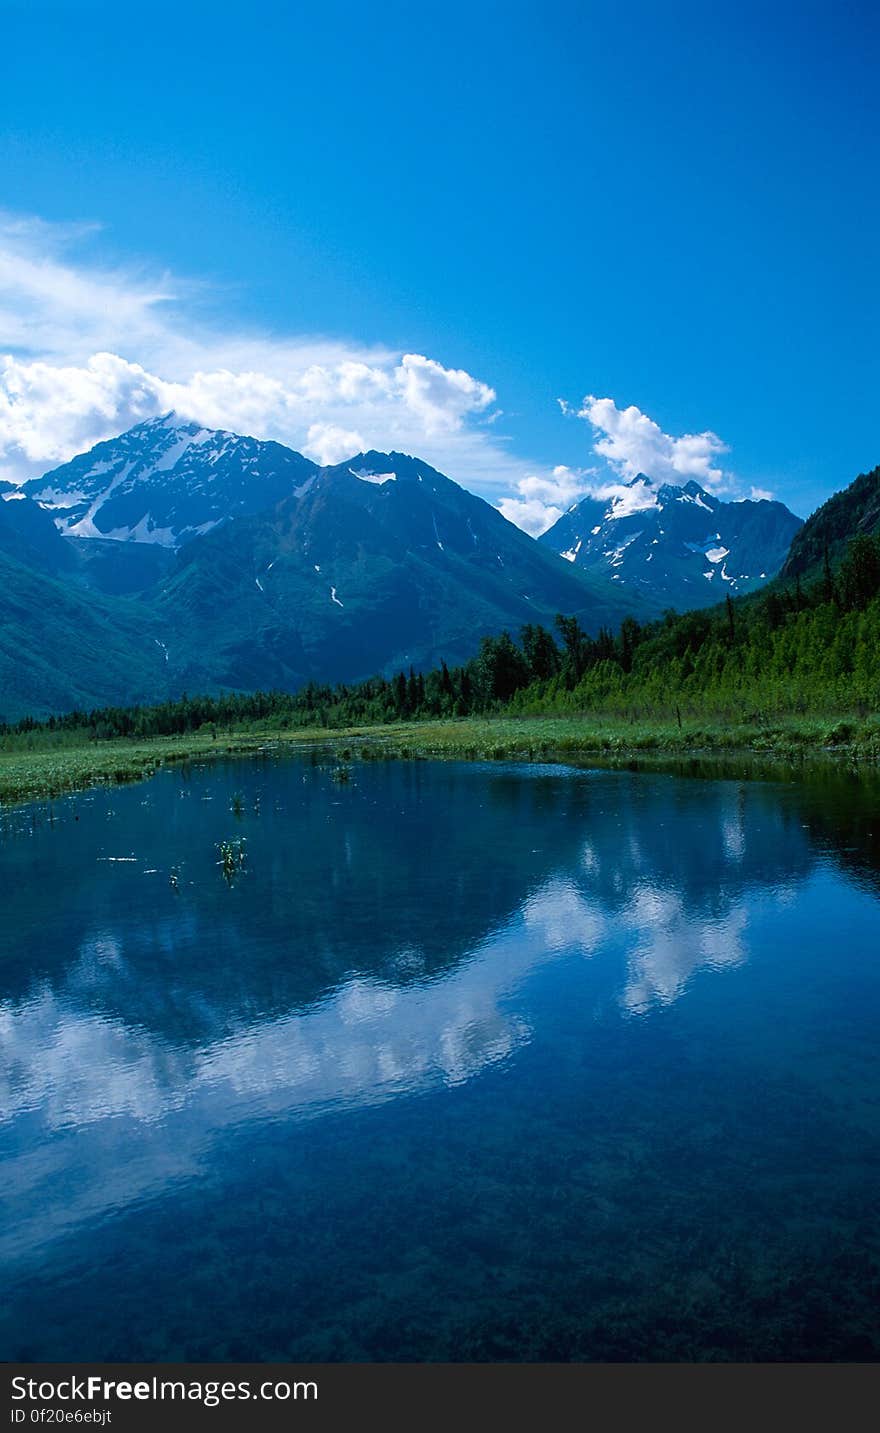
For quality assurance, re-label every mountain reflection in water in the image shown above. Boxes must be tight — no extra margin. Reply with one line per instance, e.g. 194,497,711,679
1,757,879,1361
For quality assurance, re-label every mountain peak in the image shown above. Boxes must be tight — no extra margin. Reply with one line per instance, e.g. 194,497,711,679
322,450,449,491
133,410,201,436
344,449,426,473
157,438,645,699
23,417,316,548
540,475,802,608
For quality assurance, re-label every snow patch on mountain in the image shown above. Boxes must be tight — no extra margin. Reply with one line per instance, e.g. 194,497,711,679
23,413,318,550
539,472,802,610
351,467,397,485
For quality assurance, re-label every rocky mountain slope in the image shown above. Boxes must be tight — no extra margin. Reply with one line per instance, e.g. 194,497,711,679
156,450,646,692
2,431,648,716
539,475,802,610
22,413,318,548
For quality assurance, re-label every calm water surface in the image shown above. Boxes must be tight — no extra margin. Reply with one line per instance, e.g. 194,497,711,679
1,755,879,1360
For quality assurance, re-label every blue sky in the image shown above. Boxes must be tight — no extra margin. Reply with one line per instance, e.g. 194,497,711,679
1,0,877,527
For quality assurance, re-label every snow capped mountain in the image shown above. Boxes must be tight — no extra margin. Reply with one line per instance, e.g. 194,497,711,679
156,447,645,695
539,475,802,609
18,414,802,618
21,413,318,548
0,413,816,717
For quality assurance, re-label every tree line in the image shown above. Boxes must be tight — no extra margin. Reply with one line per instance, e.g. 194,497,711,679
3,532,879,746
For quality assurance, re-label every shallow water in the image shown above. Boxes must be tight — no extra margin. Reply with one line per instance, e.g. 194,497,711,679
1,755,879,1360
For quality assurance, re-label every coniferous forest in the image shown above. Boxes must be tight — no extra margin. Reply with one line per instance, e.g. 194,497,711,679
4,532,879,751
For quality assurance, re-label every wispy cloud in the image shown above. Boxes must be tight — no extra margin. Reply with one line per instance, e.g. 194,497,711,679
0,212,185,362
0,213,749,533
0,212,526,489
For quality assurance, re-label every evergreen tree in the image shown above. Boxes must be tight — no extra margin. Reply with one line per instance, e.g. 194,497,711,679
406,666,419,712
393,671,408,716
840,534,880,611
555,614,590,686
822,544,836,605
521,623,561,681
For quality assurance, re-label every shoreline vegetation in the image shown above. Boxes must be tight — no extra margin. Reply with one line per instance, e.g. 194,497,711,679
2,530,878,806
2,711,880,808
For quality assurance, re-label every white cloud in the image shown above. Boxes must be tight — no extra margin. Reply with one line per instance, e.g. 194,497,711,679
497,465,595,536
576,395,730,488
497,465,664,535
0,353,164,470
395,353,495,433
303,422,367,466
501,396,736,535
0,213,750,535
749,485,775,501
0,212,524,492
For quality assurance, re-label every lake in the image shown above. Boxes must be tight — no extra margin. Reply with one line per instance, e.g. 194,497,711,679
1,753,879,1361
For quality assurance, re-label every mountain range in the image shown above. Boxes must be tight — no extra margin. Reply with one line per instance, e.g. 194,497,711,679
155,448,654,695
0,417,638,718
0,415,808,719
539,475,803,610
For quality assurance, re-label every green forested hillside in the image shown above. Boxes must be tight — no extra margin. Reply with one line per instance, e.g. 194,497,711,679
0,447,655,719
781,464,880,581
0,550,171,723
5,531,878,748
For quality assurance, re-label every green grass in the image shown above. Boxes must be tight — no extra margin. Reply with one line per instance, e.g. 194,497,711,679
2,710,880,808
0,732,267,805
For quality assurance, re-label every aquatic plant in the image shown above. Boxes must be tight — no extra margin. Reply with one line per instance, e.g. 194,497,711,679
217,837,247,883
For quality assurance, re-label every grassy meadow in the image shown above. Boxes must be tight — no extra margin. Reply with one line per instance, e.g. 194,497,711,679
3,708,880,808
